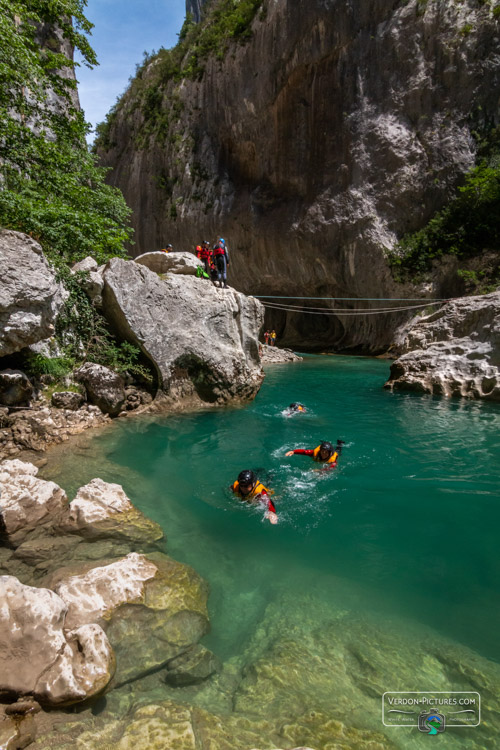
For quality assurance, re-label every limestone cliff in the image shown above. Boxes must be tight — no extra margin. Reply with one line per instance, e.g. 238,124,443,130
98,0,500,352
186,0,209,23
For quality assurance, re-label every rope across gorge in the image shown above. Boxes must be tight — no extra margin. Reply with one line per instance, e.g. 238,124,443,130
253,295,452,317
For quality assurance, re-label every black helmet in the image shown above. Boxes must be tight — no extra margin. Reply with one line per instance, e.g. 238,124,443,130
320,441,334,455
238,470,256,487
289,402,305,411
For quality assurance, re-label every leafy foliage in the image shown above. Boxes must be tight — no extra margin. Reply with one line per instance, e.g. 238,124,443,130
23,352,74,379
0,0,132,264
388,130,500,281
53,264,153,383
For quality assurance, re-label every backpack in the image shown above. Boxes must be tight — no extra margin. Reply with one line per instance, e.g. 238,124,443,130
196,266,209,279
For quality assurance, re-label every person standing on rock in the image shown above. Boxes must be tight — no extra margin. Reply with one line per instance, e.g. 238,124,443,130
199,241,212,275
270,330,277,346
231,470,278,524
264,330,270,345
213,238,229,288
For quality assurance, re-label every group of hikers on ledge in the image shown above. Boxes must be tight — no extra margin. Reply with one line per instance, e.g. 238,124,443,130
232,402,345,525
161,238,230,288
195,238,230,288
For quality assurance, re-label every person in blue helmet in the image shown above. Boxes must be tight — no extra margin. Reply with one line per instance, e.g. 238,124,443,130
213,237,229,288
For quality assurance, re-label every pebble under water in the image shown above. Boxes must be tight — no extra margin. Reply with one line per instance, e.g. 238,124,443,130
43,355,500,749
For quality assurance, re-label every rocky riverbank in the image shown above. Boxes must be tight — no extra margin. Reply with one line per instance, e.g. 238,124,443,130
260,344,303,364
0,232,267,459
385,291,500,400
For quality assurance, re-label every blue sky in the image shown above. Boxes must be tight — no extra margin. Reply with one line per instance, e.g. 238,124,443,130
76,0,186,140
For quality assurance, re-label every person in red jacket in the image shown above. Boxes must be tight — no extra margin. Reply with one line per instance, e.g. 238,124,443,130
198,241,212,274
231,470,278,524
285,440,345,468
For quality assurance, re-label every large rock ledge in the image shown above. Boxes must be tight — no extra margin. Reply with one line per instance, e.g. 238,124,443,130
0,230,64,357
0,459,212,714
0,234,267,459
102,258,265,406
385,291,500,400
260,344,303,364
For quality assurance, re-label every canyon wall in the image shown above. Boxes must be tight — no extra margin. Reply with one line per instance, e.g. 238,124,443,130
98,0,500,351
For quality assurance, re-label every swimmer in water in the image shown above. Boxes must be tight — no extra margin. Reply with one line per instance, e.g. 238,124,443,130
288,402,306,413
230,470,278,524
285,440,345,469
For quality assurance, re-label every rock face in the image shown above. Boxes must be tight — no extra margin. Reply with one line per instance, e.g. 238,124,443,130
71,256,98,273
186,0,208,23
75,362,126,416
0,576,114,705
51,391,85,410
102,258,264,404
0,460,68,545
60,478,164,544
98,0,500,352
0,230,63,356
0,369,33,406
135,250,200,275
385,291,500,399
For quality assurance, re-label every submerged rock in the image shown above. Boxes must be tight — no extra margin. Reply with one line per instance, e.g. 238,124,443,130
135,250,200,275
386,291,500,399
102,258,264,405
75,362,126,416
46,552,210,685
0,576,114,706
0,708,36,749
165,644,220,687
0,230,63,356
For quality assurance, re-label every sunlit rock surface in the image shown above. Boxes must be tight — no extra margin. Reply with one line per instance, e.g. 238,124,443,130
75,363,126,416
386,291,500,399
0,459,68,545
0,230,63,356
0,577,114,706
135,250,200,275
60,478,163,544
102,258,264,405
260,344,303,363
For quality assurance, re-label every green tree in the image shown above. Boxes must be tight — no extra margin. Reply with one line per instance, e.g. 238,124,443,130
0,0,132,264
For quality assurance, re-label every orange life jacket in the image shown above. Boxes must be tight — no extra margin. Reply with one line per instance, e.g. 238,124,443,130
232,480,274,500
196,245,203,259
312,445,338,464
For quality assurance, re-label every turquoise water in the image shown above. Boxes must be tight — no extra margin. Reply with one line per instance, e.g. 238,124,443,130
45,355,500,667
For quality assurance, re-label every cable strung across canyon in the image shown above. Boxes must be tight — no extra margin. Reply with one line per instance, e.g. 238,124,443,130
258,298,449,317
254,296,450,301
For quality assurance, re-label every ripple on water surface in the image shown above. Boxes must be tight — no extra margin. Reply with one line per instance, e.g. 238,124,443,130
41,355,500,748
